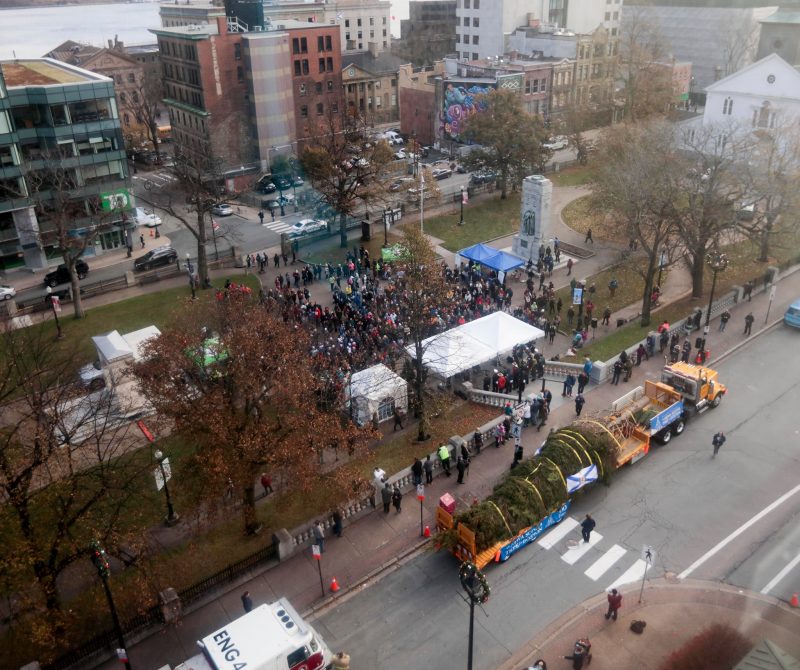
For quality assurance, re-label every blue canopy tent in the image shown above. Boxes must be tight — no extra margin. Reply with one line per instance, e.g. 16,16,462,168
457,243,525,273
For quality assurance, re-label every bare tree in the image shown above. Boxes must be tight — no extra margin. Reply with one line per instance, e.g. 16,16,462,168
735,124,800,262
594,121,682,325
301,110,394,248
123,71,165,164
0,324,147,623
618,5,672,122
716,12,759,78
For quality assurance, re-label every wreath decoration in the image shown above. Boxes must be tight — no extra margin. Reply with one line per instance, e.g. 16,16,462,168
459,561,490,604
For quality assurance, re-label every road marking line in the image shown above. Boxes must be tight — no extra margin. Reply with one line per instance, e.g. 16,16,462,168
678,483,800,580
537,517,579,549
760,552,800,595
585,544,627,581
561,532,603,565
607,559,649,590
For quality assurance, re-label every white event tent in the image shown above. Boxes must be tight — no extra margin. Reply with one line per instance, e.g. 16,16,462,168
346,363,408,425
406,311,545,378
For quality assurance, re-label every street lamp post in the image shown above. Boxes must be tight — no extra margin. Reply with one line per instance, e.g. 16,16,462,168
90,540,132,670
45,286,63,339
153,449,179,526
383,208,389,247
700,251,729,363
459,186,465,226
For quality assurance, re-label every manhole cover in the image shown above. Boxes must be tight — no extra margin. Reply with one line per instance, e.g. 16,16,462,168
565,538,580,549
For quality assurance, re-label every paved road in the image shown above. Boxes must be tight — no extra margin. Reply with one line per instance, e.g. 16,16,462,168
310,324,800,670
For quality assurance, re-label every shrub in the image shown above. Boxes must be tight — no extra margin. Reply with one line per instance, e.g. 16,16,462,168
658,623,751,670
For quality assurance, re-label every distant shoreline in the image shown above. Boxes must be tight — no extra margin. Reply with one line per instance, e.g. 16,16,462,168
0,0,152,9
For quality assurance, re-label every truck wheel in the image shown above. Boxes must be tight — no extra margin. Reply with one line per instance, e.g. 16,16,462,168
673,420,685,436
711,394,722,408
660,429,672,444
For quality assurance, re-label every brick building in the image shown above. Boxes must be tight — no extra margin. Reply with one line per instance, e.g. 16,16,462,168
398,61,446,145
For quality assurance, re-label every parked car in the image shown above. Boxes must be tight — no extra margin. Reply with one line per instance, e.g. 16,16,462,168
44,260,89,287
432,167,452,180
543,135,568,151
289,219,327,238
263,194,296,211
133,206,162,228
211,203,234,217
0,284,16,300
394,150,408,160
259,182,277,194
470,170,497,185
390,177,413,192
272,175,292,190
784,299,800,329
134,246,178,271
293,176,304,187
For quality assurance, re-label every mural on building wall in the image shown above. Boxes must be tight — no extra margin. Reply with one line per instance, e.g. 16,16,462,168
440,83,494,141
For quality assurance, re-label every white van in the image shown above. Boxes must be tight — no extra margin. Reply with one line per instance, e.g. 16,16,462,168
171,599,333,670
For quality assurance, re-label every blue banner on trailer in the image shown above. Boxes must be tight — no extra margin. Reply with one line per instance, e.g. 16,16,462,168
650,400,684,433
498,500,572,562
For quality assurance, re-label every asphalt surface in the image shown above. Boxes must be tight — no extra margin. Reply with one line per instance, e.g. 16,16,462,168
310,325,800,670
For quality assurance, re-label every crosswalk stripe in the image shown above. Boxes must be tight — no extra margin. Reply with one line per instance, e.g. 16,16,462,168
537,517,579,550
585,545,627,581
759,552,800,595
606,558,650,590
561,532,603,565
264,223,293,232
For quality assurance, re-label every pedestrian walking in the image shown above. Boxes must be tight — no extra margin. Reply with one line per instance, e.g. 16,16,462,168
313,520,325,553
411,457,423,486
528,660,547,670
584,228,593,244
424,455,434,484
566,258,574,275
719,309,730,332
393,406,405,431
139,233,145,248
241,590,253,613
581,514,596,542
332,651,351,669
564,640,592,669
712,431,726,458
605,588,622,621
258,209,264,224
577,371,589,394
744,280,753,301
332,507,343,538
744,312,754,335
456,456,466,484
391,484,403,512
438,443,452,476
608,277,618,297
381,482,392,513
611,359,623,385
260,472,273,496
513,442,523,467
575,393,585,416
473,428,484,453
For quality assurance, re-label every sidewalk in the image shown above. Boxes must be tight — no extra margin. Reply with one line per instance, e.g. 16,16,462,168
499,579,800,670
96,256,800,670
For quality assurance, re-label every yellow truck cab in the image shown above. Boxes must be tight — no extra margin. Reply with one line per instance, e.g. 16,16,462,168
170,599,332,670
660,362,726,412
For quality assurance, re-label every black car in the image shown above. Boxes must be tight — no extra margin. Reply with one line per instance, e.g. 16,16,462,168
134,246,178,271
44,260,89,287
259,182,277,194
272,175,292,190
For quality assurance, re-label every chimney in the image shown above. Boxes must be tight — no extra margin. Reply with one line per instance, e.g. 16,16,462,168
217,15,228,35
528,17,540,28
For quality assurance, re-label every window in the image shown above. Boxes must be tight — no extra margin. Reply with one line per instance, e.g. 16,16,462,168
332,101,339,113
722,97,733,115
370,30,374,38
119,92,127,103
293,38,301,54
456,34,461,43
464,35,470,44
464,0,470,7
357,18,362,26
613,11,619,19
463,17,469,26
472,52,478,60
302,59,309,75
299,83,307,95
473,35,479,45
319,58,326,73
605,12,610,20
294,61,302,76
370,17,374,25
540,79,546,92
317,102,324,115
327,57,333,71
383,41,387,48
127,72,135,83
318,36,324,51
474,0,479,7
383,29,387,37
345,19,350,27
383,17,387,24
301,105,308,117
315,82,323,93
326,35,332,49
237,66,243,82
301,37,308,52
234,43,241,60
473,17,479,27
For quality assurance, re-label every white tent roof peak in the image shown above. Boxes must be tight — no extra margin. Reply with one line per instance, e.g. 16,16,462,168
348,364,406,401
91,325,161,365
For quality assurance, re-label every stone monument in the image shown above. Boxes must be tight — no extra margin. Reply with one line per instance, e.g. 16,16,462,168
512,174,552,262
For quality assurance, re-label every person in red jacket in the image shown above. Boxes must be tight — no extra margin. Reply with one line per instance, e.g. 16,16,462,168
605,588,622,621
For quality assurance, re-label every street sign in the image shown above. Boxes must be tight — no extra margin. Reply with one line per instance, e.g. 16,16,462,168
311,544,321,559
136,420,155,442
50,295,61,314
100,188,132,212
641,545,656,564
572,287,583,305
154,458,172,491
416,484,425,501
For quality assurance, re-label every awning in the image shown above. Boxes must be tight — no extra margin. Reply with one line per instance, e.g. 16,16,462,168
457,242,525,273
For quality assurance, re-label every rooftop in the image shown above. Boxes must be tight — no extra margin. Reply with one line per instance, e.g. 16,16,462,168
0,58,107,87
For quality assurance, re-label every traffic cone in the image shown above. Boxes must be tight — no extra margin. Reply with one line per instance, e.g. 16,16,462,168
149,228,154,237
330,577,340,593
424,525,431,538
791,593,799,608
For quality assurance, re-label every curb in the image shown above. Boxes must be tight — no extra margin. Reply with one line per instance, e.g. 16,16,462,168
303,536,432,620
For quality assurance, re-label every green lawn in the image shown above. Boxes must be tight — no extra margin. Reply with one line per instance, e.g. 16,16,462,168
28,274,261,366
422,191,521,252
549,164,598,187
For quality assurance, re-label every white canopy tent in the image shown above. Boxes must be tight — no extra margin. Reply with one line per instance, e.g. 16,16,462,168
346,363,408,425
406,311,545,378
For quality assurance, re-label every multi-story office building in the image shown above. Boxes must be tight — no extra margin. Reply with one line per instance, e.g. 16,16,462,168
0,59,131,271
396,0,457,66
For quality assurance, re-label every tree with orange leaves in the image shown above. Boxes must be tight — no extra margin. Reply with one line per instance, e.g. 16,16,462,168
132,290,373,535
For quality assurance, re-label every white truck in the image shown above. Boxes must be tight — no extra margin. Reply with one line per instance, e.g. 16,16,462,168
166,599,333,670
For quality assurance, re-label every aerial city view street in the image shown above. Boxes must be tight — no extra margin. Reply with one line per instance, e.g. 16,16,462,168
1,1,799,670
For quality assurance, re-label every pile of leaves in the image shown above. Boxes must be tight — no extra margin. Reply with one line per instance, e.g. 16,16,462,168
658,623,751,670
440,422,617,554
